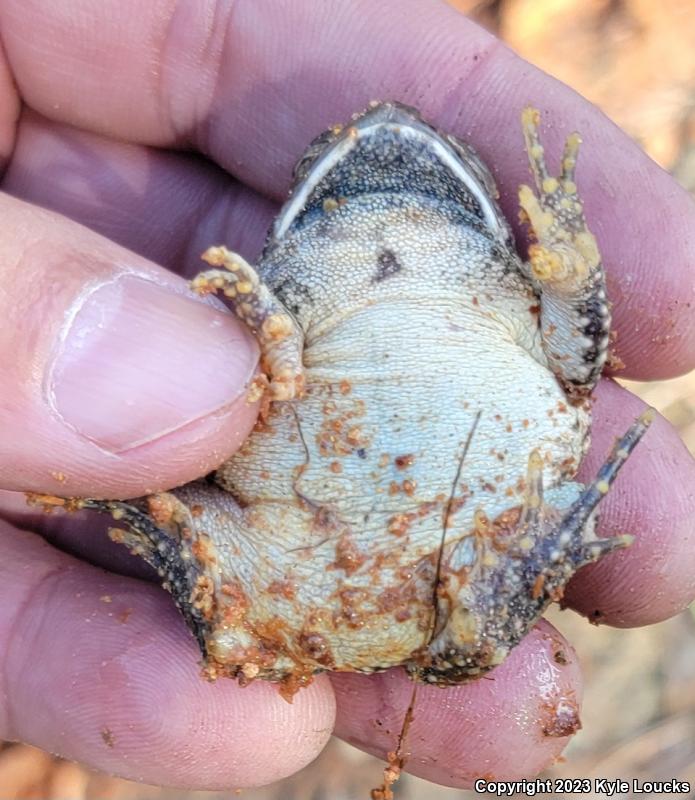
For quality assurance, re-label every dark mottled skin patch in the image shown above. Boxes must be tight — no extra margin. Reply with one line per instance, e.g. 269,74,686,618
272,274,314,316
372,248,403,283
567,293,609,388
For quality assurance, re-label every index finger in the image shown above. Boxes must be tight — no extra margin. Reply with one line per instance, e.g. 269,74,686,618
1,0,693,380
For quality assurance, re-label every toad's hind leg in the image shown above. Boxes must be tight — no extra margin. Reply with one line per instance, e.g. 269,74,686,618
411,408,654,684
79,494,218,654
519,108,610,393
53,488,313,686
191,246,305,403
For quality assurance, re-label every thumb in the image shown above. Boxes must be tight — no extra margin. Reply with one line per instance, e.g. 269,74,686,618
1,194,259,498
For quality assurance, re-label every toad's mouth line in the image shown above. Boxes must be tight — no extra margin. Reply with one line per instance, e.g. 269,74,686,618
274,104,502,240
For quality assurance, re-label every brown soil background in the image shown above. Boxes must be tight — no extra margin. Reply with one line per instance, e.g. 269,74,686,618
3,1,695,797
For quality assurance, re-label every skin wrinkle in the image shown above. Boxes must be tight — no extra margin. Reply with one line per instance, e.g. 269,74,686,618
152,0,238,150
189,0,238,152
152,1,185,144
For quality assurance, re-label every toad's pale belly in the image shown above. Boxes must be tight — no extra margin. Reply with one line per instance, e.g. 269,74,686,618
196,303,588,673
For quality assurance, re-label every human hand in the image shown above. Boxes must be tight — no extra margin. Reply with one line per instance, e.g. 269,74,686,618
1,0,694,790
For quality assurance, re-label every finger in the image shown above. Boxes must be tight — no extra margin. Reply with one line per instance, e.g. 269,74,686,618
1,0,693,379
0,520,335,788
0,193,259,498
564,380,695,626
332,620,582,788
3,110,277,273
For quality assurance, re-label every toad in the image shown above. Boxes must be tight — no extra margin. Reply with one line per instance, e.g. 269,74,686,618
34,102,652,693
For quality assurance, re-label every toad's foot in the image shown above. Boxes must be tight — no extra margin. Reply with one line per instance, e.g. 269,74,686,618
192,246,305,405
26,492,216,653
519,107,610,393
411,408,654,684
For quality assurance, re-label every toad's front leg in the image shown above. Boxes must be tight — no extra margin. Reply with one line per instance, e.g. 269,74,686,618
191,245,305,405
519,108,610,394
